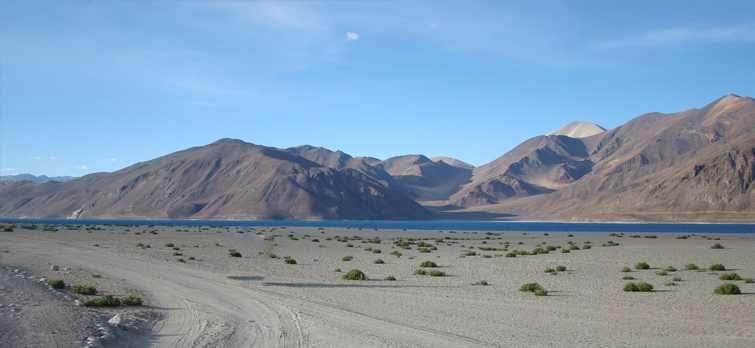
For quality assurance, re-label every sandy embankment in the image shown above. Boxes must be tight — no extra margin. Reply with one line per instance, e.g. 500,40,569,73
1,224,754,347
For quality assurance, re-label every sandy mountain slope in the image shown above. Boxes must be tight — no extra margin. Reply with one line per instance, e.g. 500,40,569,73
547,121,606,138
0,139,434,220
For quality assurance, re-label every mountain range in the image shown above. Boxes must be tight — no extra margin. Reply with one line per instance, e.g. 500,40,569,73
0,174,77,183
1,94,754,222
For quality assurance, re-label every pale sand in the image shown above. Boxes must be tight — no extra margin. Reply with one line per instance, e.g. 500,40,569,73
1,225,754,347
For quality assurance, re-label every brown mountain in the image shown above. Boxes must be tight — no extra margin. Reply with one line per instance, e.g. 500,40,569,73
0,139,434,220
374,155,473,202
444,94,755,222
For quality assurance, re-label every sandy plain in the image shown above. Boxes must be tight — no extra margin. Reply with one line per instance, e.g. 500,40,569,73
1,223,754,347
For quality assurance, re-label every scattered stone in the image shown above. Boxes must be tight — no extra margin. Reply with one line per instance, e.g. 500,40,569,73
91,274,102,278
50,265,60,271
108,314,124,327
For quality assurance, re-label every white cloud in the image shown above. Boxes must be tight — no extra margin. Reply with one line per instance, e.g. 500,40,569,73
345,32,359,41
28,156,46,160
104,158,118,162
1,168,16,172
75,165,90,170
50,156,59,160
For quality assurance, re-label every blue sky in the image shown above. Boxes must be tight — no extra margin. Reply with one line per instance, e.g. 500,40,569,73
2,1,754,177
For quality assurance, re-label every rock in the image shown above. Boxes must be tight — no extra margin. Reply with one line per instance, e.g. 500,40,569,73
85,336,104,348
50,265,59,271
74,300,84,306
108,314,124,327
91,274,101,278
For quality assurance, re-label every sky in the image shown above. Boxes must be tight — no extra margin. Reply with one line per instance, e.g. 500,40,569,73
2,1,754,177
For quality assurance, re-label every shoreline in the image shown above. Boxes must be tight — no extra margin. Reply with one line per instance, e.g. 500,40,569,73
1,223,754,347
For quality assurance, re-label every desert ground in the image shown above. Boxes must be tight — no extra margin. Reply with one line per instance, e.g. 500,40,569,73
1,223,754,347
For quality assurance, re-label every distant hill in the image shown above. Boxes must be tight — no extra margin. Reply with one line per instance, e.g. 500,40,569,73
0,174,77,183
2,94,753,223
0,139,434,220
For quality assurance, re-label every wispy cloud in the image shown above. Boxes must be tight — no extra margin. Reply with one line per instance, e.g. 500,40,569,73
75,165,90,170
1,168,15,172
104,158,117,162
28,156,46,160
50,156,59,160
599,25,755,49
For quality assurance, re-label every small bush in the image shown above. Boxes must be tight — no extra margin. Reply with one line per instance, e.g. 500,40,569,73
342,269,368,280
284,258,297,264
505,252,516,258
71,285,97,295
711,243,725,249
569,245,580,250
582,244,592,250
47,279,65,289
342,255,353,261
709,264,726,271
719,273,741,281
664,266,677,272
520,283,544,293
420,261,438,268
684,263,699,270
373,259,384,264
385,276,396,281
173,252,182,256
121,295,142,306
544,267,555,273
334,268,341,272
428,270,445,277
165,243,174,247
414,269,428,275
470,280,488,286
621,267,631,273
714,283,741,295
745,278,754,284
229,251,242,257
556,265,567,272
673,276,682,282
635,262,650,270
656,270,668,276
623,276,635,280
534,288,548,296
85,295,121,307
624,282,653,292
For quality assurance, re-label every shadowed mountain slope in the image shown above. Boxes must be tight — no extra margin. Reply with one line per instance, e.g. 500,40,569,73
0,140,434,220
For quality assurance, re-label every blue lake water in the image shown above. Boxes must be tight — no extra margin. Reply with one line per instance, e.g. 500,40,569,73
1,219,754,234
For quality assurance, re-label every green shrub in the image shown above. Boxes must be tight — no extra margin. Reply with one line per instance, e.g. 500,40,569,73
47,279,65,289
582,244,592,250
714,283,741,295
428,270,445,277
121,295,142,306
719,273,741,281
531,247,548,255
284,258,297,264
334,268,341,272
623,276,635,280
173,252,182,256
342,255,353,261
420,261,437,268
621,267,631,273
414,269,428,275
673,276,682,282
664,266,677,272
555,265,567,272
635,262,650,270
373,249,381,254
71,285,96,295
385,276,396,281
229,251,242,257
684,263,699,270
624,282,653,292
470,280,488,286
711,243,725,249
85,294,121,307
656,270,668,276
534,288,548,296
709,264,726,271
165,243,174,247
665,282,677,286
268,253,278,259
745,278,754,284
373,259,384,264
569,245,580,250
544,267,555,273
520,283,544,293
341,269,367,280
